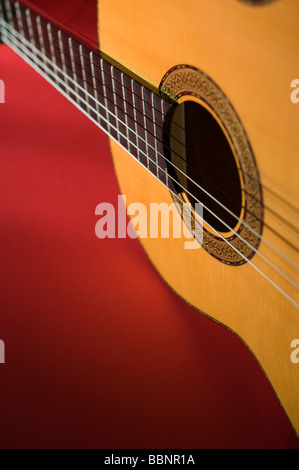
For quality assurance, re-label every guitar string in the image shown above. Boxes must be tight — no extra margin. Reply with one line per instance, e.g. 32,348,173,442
42,32,299,219
48,55,299,251
2,28,299,308
2,23,299,302
4,2,298,217
1,16,257,225
40,35,267,219
2,19,298,264
48,32,299,217
2,17,298,273
1,19,299,286
5,0,299,239
31,35,299,237
3,8,299,240
6,4,264,210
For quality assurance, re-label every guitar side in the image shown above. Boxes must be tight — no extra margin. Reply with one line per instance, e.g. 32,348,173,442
98,0,299,436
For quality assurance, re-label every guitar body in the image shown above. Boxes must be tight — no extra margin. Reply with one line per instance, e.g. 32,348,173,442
98,0,299,435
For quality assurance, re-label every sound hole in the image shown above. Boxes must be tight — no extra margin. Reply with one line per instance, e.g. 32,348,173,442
168,101,243,233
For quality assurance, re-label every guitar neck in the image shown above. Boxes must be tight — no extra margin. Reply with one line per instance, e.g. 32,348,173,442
0,0,173,187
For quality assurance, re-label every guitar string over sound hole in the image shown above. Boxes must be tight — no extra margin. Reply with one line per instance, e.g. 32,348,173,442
167,100,243,234
160,65,263,265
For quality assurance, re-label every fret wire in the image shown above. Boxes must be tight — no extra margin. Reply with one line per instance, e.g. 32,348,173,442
100,58,111,134
111,65,120,142
131,79,141,162
58,30,70,95
46,22,59,86
79,44,91,113
1,12,298,304
36,16,56,80
3,0,12,25
36,16,46,58
151,93,160,178
121,72,132,155
2,23,299,290
160,99,168,186
142,86,150,170
90,51,102,127
68,37,80,105
15,2,25,37
25,9,35,48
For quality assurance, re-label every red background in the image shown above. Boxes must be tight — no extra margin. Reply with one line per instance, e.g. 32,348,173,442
0,0,298,449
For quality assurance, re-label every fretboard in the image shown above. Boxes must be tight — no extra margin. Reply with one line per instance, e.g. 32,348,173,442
0,0,173,188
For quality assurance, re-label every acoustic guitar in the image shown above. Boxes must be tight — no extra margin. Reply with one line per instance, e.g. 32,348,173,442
1,0,298,438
